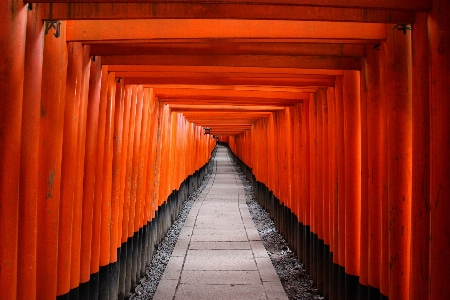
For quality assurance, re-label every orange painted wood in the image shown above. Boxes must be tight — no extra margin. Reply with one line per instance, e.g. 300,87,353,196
36,0,431,11
334,76,346,268
359,59,369,286
365,45,382,290
102,54,361,70
309,93,318,235
135,86,148,231
409,13,430,300
343,70,361,276
124,77,336,87
0,2,26,299
122,85,137,240
100,72,117,267
321,89,330,246
90,65,109,274
57,41,83,296
80,56,102,284
316,90,324,240
384,26,412,299
111,79,124,252
67,20,386,41
42,2,415,23
141,89,152,225
379,45,390,296
90,42,365,57
17,5,43,300
70,44,91,290
292,104,302,220
301,101,311,227
108,65,344,76
119,85,133,244
429,0,450,297
128,85,143,236
36,21,68,300
326,87,338,258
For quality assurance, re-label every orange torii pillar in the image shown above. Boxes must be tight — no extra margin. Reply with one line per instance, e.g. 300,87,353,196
308,92,318,281
98,72,117,300
343,70,361,300
359,59,369,300
79,56,102,299
334,76,346,300
382,24,413,300
327,86,339,300
57,41,84,298
0,1,26,300
410,12,430,300
36,21,68,300
70,45,92,299
429,0,450,297
365,44,383,299
17,4,43,300
301,101,311,274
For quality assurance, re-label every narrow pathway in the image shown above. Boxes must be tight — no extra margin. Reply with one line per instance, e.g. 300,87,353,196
154,146,288,300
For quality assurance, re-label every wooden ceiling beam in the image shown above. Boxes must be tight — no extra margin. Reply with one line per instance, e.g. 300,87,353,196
89,42,366,57
102,54,361,70
123,77,335,87
107,65,345,76
66,20,386,41
36,1,430,14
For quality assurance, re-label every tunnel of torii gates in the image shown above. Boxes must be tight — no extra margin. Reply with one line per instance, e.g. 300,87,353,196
0,0,449,299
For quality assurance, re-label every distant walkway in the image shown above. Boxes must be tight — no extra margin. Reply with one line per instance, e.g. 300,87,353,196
154,146,288,300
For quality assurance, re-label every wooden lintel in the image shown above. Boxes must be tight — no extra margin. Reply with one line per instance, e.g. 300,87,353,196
66,20,386,41
40,2,426,21
89,42,366,57
123,77,335,87
102,54,362,70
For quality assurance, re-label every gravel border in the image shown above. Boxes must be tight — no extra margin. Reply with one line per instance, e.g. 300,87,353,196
131,150,322,300
233,161,323,300
130,165,213,300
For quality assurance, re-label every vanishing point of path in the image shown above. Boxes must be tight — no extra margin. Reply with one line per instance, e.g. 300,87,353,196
153,146,288,300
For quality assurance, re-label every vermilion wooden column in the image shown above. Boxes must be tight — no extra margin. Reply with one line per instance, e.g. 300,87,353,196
0,1,26,299
90,65,109,298
70,44,91,296
410,12,430,300
100,72,117,269
139,89,150,225
123,85,137,241
57,41,83,297
365,44,383,293
112,79,125,252
359,59,369,290
343,70,361,283
292,104,302,225
316,90,324,243
17,5,43,300
429,0,450,297
327,87,338,260
378,38,390,298
383,24,412,300
334,76,346,271
119,85,132,246
301,101,311,262
321,89,330,247
309,93,318,239
36,21,68,300
79,56,101,291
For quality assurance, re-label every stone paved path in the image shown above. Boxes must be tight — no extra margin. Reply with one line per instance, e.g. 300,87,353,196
154,146,288,300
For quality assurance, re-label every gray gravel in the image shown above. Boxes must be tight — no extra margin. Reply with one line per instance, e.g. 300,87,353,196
131,150,322,300
234,162,323,300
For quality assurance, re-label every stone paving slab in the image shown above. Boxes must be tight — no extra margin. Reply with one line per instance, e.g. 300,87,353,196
155,146,287,299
